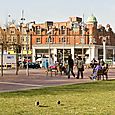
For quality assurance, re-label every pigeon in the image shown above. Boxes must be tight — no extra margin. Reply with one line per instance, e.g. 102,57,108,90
35,101,39,106
57,101,60,105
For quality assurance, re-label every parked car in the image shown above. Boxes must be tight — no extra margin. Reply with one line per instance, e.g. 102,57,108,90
23,62,41,69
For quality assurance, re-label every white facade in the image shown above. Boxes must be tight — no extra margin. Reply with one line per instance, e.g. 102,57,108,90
32,44,115,65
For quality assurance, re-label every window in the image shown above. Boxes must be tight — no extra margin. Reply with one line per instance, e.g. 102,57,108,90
10,30,15,34
9,47,12,50
9,38,11,42
36,38,41,43
59,38,61,43
36,29,40,35
66,37,69,43
21,37,24,42
52,37,54,43
62,37,65,42
46,38,52,43
23,29,27,33
14,39,16,42
13,38,17,42
62,30,65,35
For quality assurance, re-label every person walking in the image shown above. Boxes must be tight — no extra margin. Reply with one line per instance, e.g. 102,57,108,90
67,54,75,79
76,56,84,79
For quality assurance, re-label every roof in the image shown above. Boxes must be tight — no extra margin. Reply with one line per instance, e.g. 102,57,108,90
87,14,97,23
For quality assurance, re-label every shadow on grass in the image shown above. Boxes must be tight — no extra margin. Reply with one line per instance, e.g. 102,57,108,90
38,105,49,107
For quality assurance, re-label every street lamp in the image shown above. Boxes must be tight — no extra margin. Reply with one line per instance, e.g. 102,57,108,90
47,29,54,66
26,29,29,76
26,21,35,76
81,20,85,62
62,37,66,66
102,37,107,62
20,23,24,68
48,35,51,66
74,15,85,61
89,37,92,62
99,36,108,62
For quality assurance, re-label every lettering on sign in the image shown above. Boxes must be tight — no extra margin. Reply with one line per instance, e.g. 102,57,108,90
7,56,14,59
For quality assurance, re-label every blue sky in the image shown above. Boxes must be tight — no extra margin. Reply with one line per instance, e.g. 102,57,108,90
0,0,115,30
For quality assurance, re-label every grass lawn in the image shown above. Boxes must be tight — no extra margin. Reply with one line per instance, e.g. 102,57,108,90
0,80,115,115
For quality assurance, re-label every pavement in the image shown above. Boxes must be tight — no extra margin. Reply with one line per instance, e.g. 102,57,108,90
0,68,115,92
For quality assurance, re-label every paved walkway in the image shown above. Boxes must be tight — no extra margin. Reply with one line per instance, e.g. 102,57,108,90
0,68,115,92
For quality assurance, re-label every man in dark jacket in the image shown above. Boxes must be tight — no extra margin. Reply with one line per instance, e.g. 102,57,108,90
68,54,75,79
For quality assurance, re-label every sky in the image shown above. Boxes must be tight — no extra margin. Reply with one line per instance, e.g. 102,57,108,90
0,0,115,31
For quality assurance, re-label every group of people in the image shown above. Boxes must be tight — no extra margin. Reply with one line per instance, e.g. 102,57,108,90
89,58,109,80
67,55,84,79
45,54,108,80
67,56,109,80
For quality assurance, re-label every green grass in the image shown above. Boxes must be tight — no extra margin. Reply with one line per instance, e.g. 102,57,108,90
0,80,115,115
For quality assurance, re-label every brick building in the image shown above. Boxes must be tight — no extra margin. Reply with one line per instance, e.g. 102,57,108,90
31,15,115,65
1,15,115,66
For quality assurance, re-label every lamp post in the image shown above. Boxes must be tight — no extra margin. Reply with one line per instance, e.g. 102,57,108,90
47,29,54,66
16,45,19,75
62,37,65,66
75,15,85,61
20,23,24,68
102,37,106,62
89,37,92,62
81,39,84,61
99,36,108,62
48,35,51,66
81,20,85,62
26,21,35,76
20,10,25,66
26,29,29,76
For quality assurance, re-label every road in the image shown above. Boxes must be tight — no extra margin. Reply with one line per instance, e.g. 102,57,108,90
0,68,115,92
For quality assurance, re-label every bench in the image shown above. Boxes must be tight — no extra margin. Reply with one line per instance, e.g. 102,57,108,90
97,68,109,80
46,65,57,77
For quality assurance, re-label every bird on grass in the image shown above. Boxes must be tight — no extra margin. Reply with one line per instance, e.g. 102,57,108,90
57,101,60,105
35,101,39,106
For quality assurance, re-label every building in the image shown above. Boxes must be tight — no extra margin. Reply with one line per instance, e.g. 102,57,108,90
0,23,33,62
0,15,115,66
32,15,115,65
